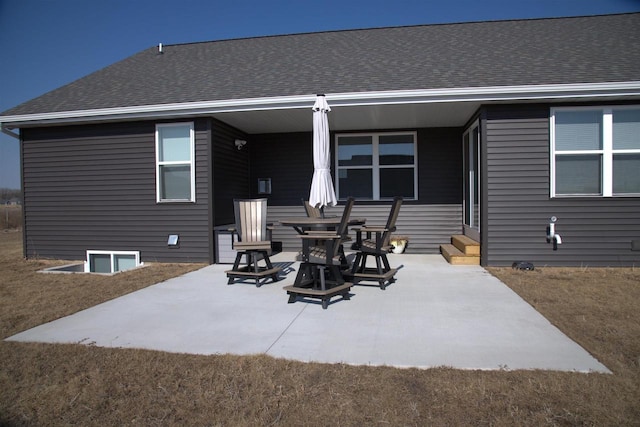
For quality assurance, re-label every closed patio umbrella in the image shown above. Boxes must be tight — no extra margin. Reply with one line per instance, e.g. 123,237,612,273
309,94,337,216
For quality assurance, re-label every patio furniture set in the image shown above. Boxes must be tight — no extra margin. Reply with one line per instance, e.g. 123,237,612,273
225,197,403,309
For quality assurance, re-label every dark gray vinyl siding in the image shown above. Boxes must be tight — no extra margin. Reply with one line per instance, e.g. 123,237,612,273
22,120,212,263
251,127,463,253
249,132,314,204
212,119,250,226
250,128,463,205
418,128,463,204
268,203,461,253
484,104,640,267
20,120,463,263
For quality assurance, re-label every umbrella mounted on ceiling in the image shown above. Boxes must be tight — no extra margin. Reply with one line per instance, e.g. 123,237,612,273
308,94,337,218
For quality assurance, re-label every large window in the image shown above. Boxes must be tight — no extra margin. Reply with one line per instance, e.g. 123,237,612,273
336,132,417,200
156,123,195,202
551,107,640,197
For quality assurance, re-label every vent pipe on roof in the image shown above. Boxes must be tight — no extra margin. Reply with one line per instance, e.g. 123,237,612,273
158,43,163,54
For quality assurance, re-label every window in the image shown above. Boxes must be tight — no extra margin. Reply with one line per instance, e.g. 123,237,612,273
86,251,141,274
336,132,417,200
551,107,640,197
156,123,195,202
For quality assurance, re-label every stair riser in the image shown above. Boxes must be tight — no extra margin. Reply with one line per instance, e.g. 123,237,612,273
446,256,480,266
451,235,480,256
440,236,481,265
440,244,480,265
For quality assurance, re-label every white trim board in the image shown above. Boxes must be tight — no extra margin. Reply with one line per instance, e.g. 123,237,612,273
2,81,640,129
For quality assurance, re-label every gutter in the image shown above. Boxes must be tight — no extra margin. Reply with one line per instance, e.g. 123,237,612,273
1,124,19,139
2,81,640,128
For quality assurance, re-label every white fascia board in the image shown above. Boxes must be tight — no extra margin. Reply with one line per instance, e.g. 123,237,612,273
0,94,319,128
330,81,640,106
2,81,640,128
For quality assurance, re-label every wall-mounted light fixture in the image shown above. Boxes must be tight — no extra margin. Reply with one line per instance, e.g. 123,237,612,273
234,139,247,150
168,234,179,248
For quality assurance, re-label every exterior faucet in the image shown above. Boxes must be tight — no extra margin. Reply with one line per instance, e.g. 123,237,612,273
546,216,561,250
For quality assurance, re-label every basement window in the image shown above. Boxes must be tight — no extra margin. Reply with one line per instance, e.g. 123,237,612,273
86,250,141,274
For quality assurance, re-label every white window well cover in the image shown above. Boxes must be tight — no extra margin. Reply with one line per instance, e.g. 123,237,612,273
85,250,142,274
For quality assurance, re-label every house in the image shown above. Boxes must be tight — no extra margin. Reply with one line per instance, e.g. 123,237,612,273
1,13,639,267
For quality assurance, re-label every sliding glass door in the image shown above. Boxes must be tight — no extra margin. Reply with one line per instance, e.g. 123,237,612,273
463,122,480,241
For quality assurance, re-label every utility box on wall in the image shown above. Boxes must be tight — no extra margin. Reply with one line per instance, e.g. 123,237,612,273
213,224,282,264
214,224,241,264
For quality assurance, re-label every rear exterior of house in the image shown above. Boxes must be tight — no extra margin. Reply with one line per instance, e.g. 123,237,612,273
19,119,463,263
3,13,640,267
481,103,640,266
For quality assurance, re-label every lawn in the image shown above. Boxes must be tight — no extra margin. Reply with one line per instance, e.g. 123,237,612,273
1,230,639,425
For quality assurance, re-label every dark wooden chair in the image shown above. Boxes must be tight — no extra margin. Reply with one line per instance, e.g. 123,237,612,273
225,198,281,287
302,199,322,218
301,199,349,258
284,197,355,309
347,196,403,289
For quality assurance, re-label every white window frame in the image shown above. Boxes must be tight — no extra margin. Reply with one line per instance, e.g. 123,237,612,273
335,131,418,201
85,250,141,274
550,106,640,198
155,122,196,203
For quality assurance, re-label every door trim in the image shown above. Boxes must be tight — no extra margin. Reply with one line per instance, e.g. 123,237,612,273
463,121,480,242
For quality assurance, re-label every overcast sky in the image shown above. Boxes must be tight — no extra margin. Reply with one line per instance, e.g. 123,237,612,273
1,0,639,190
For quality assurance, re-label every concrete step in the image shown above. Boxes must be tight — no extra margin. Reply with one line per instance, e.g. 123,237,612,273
440,243,480,265
451,234,480,256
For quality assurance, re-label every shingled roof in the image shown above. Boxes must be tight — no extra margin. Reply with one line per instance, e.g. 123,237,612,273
3,13,640,117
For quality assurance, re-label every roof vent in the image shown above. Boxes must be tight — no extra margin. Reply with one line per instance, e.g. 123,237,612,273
158,43,163,54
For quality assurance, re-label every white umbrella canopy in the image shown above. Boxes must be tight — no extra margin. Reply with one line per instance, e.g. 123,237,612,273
309,94,337,214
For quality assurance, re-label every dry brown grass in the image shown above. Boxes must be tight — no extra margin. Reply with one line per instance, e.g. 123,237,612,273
0,205,22,230
0,230,205,336
488,267,640,377
1,230,639,426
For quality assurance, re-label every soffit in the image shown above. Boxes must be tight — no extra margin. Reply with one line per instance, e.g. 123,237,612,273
212,90,640,134
215,102,481,133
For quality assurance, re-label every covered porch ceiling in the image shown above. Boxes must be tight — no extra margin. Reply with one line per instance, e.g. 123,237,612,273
214,101,482,134
194,82,640,134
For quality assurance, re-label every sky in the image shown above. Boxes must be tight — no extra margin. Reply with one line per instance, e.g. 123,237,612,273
1,0,639,190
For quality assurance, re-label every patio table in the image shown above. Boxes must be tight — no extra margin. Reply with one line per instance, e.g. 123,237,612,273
277,216,365,270
276,216,365,235
278,216,366,308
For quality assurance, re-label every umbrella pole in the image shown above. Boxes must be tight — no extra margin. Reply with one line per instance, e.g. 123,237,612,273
320,206,325,218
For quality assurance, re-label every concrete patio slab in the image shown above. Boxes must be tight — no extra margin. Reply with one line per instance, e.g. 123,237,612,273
6,254,609,373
